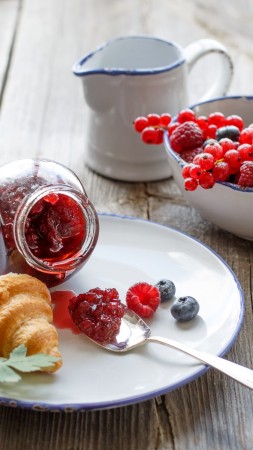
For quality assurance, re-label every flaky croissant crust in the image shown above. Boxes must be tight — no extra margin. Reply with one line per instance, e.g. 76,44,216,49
0,273,62,372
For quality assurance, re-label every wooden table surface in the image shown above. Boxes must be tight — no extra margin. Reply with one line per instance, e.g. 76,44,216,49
1,0,253,449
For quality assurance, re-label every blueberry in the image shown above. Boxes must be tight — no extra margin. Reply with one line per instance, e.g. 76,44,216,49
215,125,240,142
155,279,176,302
171,296,199,322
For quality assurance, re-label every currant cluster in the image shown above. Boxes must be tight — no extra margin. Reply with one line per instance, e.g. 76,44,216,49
133,109,253,190
133,113,172,144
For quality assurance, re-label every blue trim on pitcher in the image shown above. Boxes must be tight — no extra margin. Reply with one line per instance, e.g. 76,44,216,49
72,35,185,76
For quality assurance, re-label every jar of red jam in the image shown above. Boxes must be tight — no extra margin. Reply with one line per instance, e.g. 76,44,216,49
0,159,99,287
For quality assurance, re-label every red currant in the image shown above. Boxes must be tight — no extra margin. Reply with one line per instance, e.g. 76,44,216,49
182,164,194,179
219,138,236,154
167,122,179,136
204,142,223,160
159,113,172,127
184,177,198,191
224,149,240,166
208,112,225,127
133,116,149,132
147,113,160,126
212,161,230,181
189,164,202,179
194,152,214,170
226,115,244,131
206,124,217,139
155,128,164,144
198,172,215,189
196,115,208,132
141,127,158,144
237,144,253,161
177,109,196,123
239,127,253,144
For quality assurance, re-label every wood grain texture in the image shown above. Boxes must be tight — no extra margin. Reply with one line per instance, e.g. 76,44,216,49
0,0,253,449
0,0,19,101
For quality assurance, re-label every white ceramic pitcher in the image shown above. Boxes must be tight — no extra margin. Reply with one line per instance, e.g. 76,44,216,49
73,36,233,182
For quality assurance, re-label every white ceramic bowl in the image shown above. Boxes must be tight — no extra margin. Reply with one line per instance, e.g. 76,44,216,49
164,96,253,240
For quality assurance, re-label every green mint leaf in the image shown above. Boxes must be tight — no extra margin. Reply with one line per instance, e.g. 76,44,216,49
8,353,61,372
0,365,21,383
8,343,27,359
0,345,61,382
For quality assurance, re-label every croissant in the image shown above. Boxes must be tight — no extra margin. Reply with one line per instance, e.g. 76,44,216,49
0,273,62,372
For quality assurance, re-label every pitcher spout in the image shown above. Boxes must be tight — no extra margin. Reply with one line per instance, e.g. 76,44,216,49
72,38,138,77
72,35,183,77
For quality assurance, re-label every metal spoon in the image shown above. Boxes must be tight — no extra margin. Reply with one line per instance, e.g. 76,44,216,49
90,309,253,389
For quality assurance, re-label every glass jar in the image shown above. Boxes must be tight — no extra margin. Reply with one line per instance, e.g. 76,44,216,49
0,159,99,287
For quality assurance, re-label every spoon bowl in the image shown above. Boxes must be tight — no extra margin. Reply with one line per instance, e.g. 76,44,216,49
89,308,253,390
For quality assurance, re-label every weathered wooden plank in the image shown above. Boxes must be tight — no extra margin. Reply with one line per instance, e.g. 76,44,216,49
0,0,19,96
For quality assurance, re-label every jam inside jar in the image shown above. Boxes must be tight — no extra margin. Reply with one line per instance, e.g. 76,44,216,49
0,159,99,287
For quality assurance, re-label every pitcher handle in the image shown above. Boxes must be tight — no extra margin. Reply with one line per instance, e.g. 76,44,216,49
184,38,233,102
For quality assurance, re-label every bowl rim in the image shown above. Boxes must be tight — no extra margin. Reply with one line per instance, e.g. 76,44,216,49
190,94,253,109
164,95,253,193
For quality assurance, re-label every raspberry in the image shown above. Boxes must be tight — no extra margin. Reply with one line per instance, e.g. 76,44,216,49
126,282,160,318
170,121,203,153
68,288,126,343
180,147,202,163
237,161,253,187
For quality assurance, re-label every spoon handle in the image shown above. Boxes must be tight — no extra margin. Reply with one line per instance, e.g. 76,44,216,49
148,336,253,389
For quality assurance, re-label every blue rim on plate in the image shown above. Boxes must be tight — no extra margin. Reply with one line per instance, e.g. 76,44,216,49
0,214,245,411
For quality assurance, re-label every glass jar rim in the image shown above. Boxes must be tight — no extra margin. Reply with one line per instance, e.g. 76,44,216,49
13,184,99,274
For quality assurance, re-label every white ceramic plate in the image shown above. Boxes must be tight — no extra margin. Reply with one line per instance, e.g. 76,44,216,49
0,214,244,411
